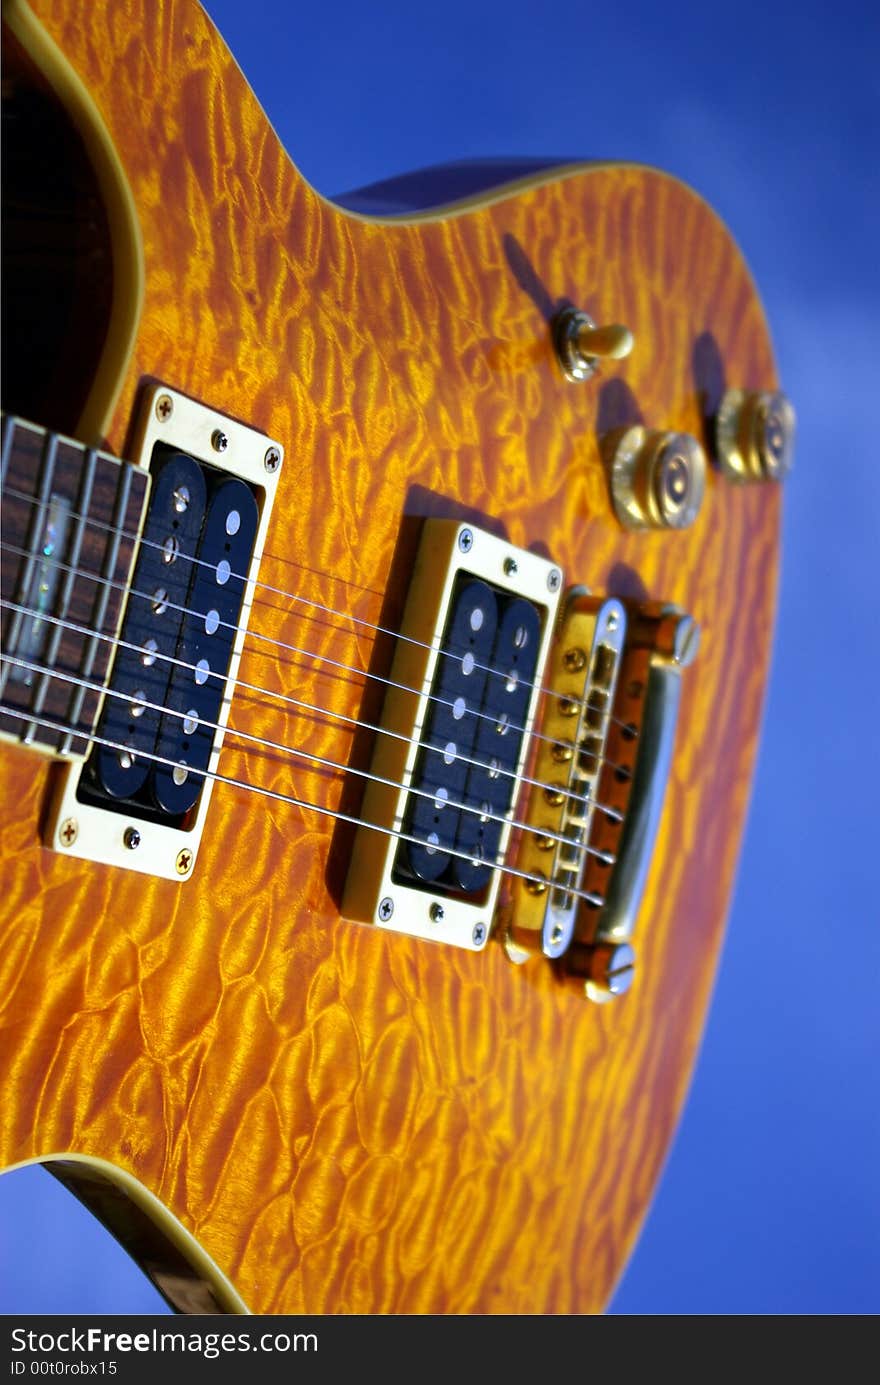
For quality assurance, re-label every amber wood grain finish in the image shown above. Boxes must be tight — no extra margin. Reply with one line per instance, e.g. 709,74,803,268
0,0,780,1312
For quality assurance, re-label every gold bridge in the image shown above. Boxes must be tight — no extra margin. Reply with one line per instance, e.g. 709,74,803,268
504,596,699,1001
506,590,627,963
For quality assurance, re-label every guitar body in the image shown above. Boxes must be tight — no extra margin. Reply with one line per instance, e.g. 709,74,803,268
1,0,780,1313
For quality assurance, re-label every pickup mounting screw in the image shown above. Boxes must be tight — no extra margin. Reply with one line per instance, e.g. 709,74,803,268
155,394,173,422
212,429,229,453
175,848,193,876
378,896,394,922
547,568,561,593
59,818,78,847
264,446,281,473
430,902,445,923
504,556,518,576
124,827,141,850
458,528,473,554
472,922,487,946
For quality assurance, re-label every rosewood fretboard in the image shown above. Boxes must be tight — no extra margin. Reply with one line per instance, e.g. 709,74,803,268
0,415,149,756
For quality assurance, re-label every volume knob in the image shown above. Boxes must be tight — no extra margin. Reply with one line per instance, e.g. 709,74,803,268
715,388,795,483
610,427,706,531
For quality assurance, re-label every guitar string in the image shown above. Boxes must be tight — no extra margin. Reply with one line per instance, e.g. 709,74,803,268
0,648,617,867
0,537,633,775
0,512,631,765
0,698,609,909
1,477,632,728
0,596,626,820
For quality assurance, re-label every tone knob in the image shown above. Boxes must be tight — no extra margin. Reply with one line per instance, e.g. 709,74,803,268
715,388,795,483
610,427,706,531
553,307,635,382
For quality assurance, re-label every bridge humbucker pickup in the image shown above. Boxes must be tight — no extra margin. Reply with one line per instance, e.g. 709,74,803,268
449,595,541,893
343,520,562,951
397,579,542,897
401,578,498,884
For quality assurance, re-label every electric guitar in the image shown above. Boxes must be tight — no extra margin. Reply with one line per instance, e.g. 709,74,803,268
0,0,794,1313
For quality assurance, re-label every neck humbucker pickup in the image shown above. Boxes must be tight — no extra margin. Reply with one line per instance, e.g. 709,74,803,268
2,386,283,883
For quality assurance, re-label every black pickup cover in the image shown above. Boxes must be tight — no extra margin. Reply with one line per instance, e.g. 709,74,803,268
395,575,541,899
86,449,258,825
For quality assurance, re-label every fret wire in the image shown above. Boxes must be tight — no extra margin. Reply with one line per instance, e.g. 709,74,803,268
0,420,16,701
0,414,16,489
23,445,98,741
0,427,59,704
61,449,134,755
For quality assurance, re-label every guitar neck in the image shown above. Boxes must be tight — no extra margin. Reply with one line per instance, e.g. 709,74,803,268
0,415,148,756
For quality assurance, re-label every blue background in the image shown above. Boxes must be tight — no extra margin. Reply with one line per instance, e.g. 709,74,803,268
2,0,878,1314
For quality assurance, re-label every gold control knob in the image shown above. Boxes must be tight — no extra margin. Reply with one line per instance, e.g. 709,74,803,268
610,427,706,531
562,939,636,1003
553,307,635,382
715,388,795,483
